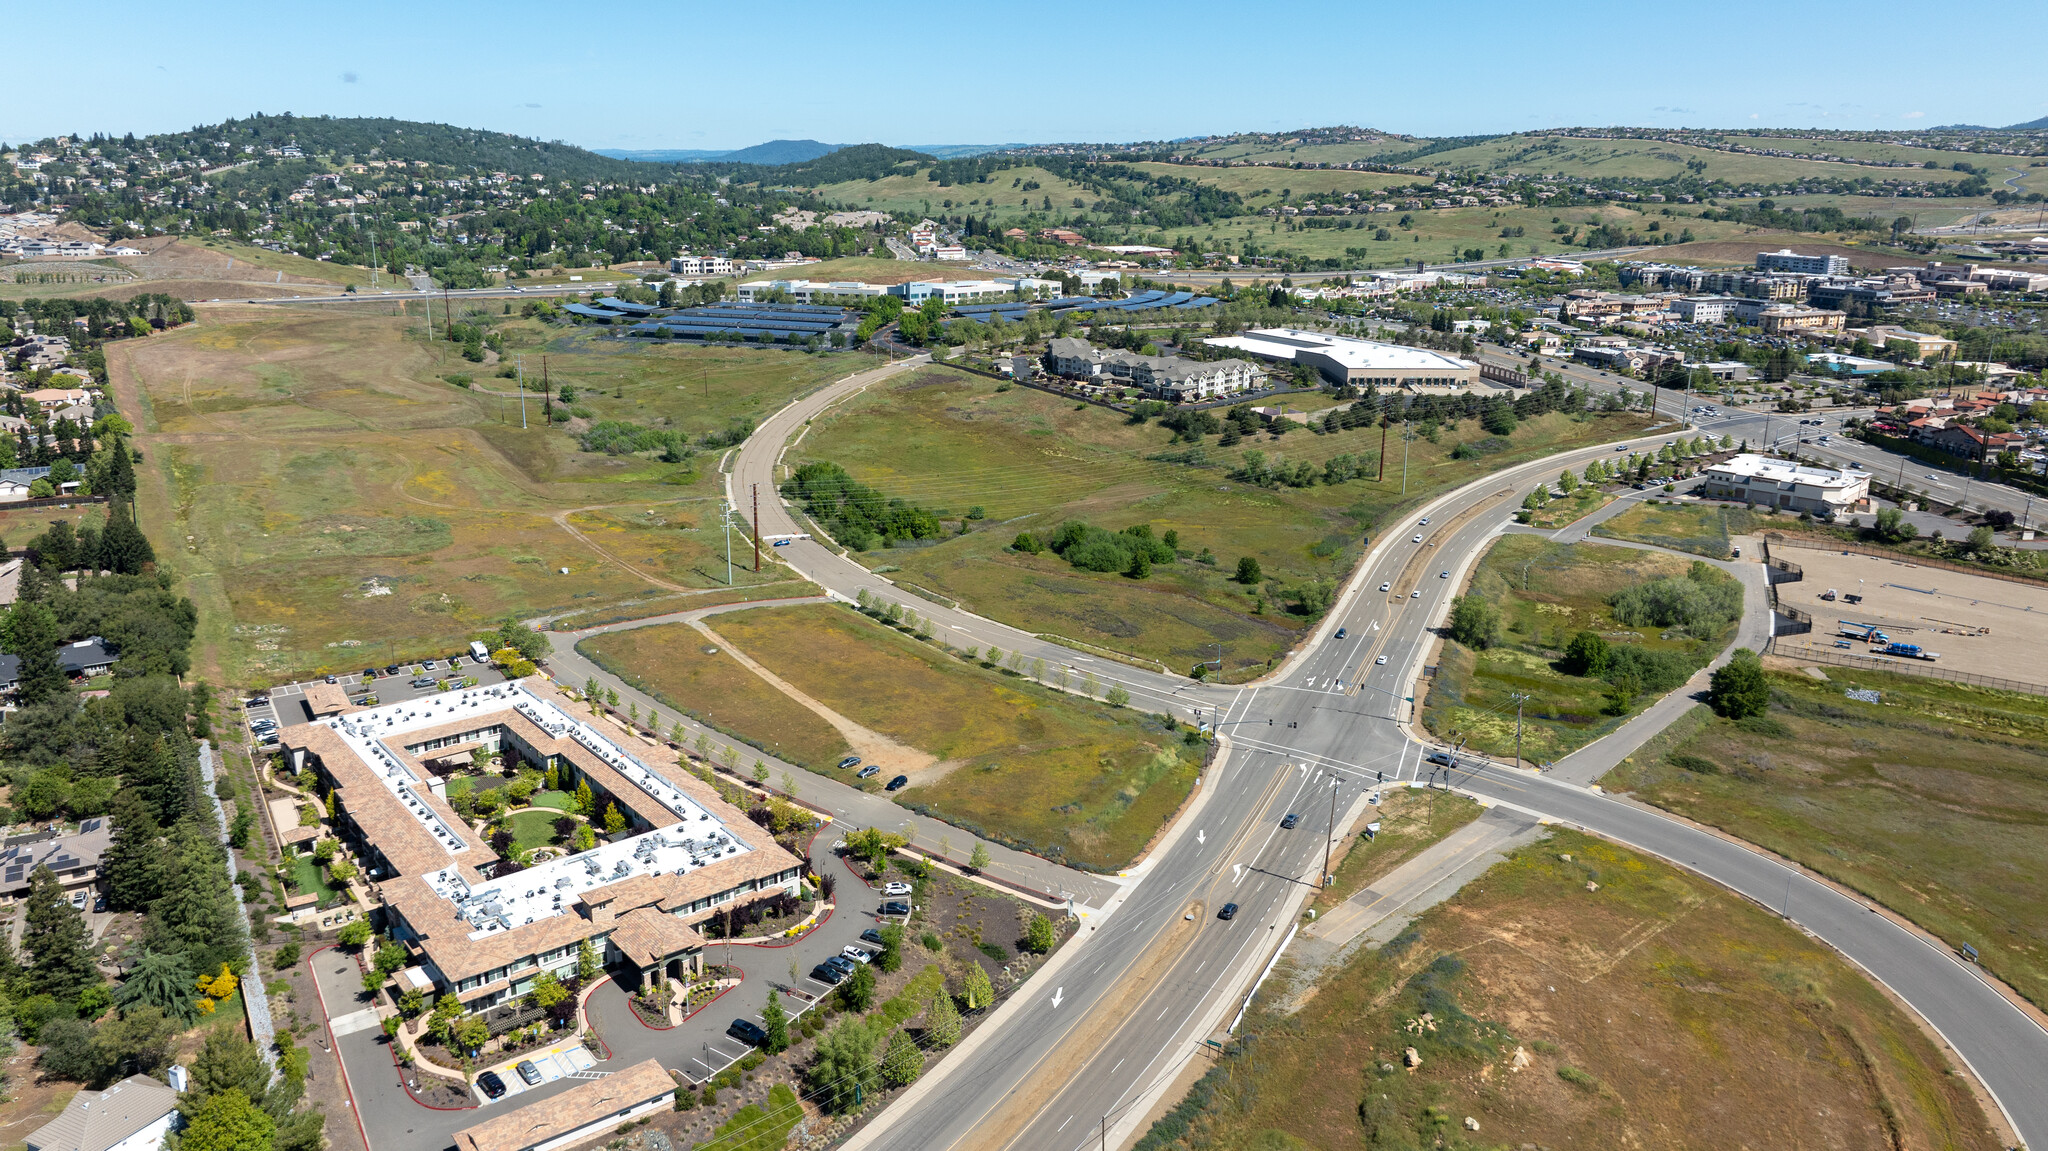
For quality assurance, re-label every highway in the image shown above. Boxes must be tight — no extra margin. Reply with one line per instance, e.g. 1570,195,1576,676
727,363,2047,1149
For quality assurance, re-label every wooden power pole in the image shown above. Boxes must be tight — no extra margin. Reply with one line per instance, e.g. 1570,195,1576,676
752,483,761,572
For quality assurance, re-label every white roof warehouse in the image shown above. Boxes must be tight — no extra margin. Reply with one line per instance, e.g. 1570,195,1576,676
1700,454,1870,518
1201,328,1479,390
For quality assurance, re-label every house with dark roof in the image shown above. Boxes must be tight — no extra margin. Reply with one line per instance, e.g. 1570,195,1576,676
58,637,116,678
26,1074,181,1151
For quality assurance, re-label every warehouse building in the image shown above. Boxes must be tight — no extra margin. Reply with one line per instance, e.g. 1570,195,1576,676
1202,328,1479,389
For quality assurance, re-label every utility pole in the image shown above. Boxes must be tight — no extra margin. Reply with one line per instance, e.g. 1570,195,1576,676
1514,693,1527,771
720,500,735,586
1321,776,1339,887
516,356,527,429
442,283,452,340
1377,418,1388,482
752,483,761,572
1401,420,1412,495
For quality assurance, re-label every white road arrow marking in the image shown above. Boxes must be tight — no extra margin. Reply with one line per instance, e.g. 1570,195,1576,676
1197,829,1205,846
1051,987,1064,1008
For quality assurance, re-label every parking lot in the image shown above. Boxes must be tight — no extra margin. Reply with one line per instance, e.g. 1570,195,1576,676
241,657,513,744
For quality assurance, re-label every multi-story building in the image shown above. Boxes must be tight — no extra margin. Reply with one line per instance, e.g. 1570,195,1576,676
1204,329,1479,389
1671,296,1733,324
1755,248,1851,275
668,255,736,277
278,681,805,1013
1756,305,1846,335
1850,325,1958,362
1700,454,1869,517
1043,337,1262,402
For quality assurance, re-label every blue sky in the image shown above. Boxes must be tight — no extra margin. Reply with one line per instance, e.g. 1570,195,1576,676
9,0,2045,150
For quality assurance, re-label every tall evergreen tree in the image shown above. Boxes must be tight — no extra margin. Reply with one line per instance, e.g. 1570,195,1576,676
108,442,137,500
100,503,155,575
146,824,246,973
7,601,66,705
101,789,166,910
23,865,99,998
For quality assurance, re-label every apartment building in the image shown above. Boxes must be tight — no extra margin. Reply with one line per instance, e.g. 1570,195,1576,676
1755,248,1851,275
1043,337,1262,402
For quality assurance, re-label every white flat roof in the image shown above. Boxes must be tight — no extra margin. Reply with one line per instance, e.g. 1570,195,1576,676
1708,453,1863,490
1202,328,1475,373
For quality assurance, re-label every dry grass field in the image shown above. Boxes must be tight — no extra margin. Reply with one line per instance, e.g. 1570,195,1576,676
1160,827,1997,1151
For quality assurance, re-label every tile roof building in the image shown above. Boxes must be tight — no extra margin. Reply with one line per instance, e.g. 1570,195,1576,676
452,1059,675,1151
279,681,804,1010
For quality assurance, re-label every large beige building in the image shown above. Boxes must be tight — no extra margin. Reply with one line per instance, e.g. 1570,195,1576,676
1700,454,1869,518
1202,328,1479,389
279,681,805,1012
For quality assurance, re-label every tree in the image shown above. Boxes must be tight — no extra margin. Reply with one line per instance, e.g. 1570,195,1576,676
574,779,595,816
37,1015,106,1083
924,985,961,1048
577,937,601,982
1447,596,1501,650
100,503,154,575
1558,469,1579,494
1707,648,1770,720
1104,683,1130,708
190,1029,269,1102
967,842,990,874
839,961,877,1012
1560,631,1611,677
877,925,904,974
454,1013,490,1054
1967,525,1995,554
91,1002,178,1078
24,866,98,998
881,1028,925,1088
808,1019,878,1113
114,949,201,1022
760,990,790,1054
961,962,994,1011
1234,555,1263,585
179,1089,274,1151
603,802,626,835
1024,914,1056,954
337,920,372,948
525,970,569,1012
7,601,67,706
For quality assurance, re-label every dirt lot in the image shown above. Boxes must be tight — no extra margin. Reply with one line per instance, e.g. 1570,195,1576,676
1772,548,2048,681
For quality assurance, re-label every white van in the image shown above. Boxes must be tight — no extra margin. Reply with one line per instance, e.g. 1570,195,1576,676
469,641,491,663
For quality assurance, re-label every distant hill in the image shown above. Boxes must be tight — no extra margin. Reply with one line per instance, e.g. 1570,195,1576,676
599,140,849,166
718,144,934,185
897,143,1026,160
121,114,664,183
595,147,735,163
2006,116,2048,130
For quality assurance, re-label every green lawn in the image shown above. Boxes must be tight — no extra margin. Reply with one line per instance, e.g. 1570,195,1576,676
704,603,1198,871
1424,535,1739,762
1523,485,1616,529
1593,501,1766,559
799,365,1651,675
1607,668,2048,1012
506,809,566,856
525,789,575,811
284,854,342,903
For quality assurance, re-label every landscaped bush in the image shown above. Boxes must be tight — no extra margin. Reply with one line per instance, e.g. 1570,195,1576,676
1044,520,1175,575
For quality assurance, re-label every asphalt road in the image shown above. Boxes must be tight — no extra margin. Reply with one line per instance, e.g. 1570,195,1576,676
734,367,2048,1149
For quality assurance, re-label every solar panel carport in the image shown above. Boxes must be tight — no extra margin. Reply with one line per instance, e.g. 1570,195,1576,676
563,302,629,319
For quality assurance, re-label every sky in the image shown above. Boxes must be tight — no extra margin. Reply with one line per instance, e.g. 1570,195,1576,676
9,0,2046,151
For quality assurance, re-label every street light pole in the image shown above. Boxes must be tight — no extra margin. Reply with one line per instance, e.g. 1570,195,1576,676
1321,776,1339,887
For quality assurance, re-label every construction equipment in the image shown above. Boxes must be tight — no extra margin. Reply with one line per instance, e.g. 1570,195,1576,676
1820,588,1838,601
1838,620,1889,644
1881,642,1940,661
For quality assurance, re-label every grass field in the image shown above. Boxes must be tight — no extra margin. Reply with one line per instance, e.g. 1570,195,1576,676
1164,827,1996,1151
505,809,564,856
703,603,1198,870
1310,789,1482,915
798,366,1652,675
0,502,107,550
808,166,1103,226
1423,535,1737,762
112,303,841,685
578,622,853,770
739,255,1000,286
1418,134,1981,185
1522,485,1615,529
1593,501,1767,559
1607,667,2048,1012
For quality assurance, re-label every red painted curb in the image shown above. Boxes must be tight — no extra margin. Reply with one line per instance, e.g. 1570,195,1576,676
305,943,385,1147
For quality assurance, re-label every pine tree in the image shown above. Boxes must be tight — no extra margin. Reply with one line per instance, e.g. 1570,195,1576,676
925,985,961,1048
146,824,247,974
23,865,99,998
127,735,196,828
881,1027,924,1088
574,778,595,816
761,990,790,1054
100,502,154,575
7,601,66,706
109,443,137,499
102,789,166,910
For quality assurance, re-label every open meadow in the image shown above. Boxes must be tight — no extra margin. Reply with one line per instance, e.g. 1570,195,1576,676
1159,827,1996,1151
808,165,1104,225
1592,500,1766,559
111,302,843,684
1609,667,2048,1013
676,603,1201,870
796,366,1651,676
1424,535,1740,762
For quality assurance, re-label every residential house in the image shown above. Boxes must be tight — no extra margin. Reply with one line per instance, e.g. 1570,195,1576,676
25,1073,181,1151
0,819,114,904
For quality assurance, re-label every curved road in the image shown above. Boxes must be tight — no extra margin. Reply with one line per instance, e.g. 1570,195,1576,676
728,361,2045,1148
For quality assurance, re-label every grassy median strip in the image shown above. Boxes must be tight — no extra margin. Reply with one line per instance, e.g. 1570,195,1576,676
1608,666,2048,1011
1424,535,1738,762
1140,827,1993,1151
703,604,1200,871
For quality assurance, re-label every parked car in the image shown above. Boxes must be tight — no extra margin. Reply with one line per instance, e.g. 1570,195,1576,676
857,765,881,779
837,755,862,769
1280,813,1300,829
1217,902,1238,920
478,1071,507,1099
515,1060,542,1086
361,668,377,679
842,945,874,964
411,677,437,689
422,660,438,671
385,665,400,676
324,675,338,684
860,928,887,947
880,900,910,917
811,961,851,985
728,1018,769,1046
885,775,910,791
882,881,912,896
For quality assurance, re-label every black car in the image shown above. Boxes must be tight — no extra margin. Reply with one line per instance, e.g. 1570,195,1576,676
728,1019,769,1046
880,900,910,917
361,668,377,679
385,665,401,676
1335,627,1347,639
811,961,849,985
477,1071,507,1099
860,927,886,947
1217,902,1239,920
1280,813,1300,829
885,774,910,791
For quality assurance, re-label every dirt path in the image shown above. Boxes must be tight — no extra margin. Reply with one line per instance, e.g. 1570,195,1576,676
690,618,944,782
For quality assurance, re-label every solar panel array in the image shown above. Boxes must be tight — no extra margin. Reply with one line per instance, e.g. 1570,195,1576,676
625,301,858,341
595,297,660,316
563,302,628,319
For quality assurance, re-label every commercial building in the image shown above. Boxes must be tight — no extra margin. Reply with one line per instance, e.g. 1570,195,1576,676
1670,295,1734,324
1043,337,1262,402
1202,329,1479,389
1756,305,1846,335
1700,454,1870,517
278,681,805,1012
1755,248,1851,276
1850,325,1957,362
452,1059,675,1151
26,1074,181,1151
667,255,736,277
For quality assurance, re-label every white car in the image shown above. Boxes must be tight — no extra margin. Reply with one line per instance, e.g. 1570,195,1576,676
1375,655,1388,665
1380,582,1391,592
1417,518,1430,526
1439,570,1449,579
1410,590,1421,599
1411,534,1423,543
882,881,913,896
842,945,874,964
